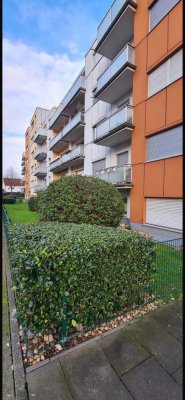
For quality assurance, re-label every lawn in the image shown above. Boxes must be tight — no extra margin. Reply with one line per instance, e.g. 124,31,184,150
4,203,39,224
147,242,182,300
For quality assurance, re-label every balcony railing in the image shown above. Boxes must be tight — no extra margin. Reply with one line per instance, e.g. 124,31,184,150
50,157,61,171
49,132,63,150
94,105,133,141
34,184,47,193
63,112,85,138
49,75,85,128
61,145,84,164
33,166,47,176
34,147,47,160
95,164,132,186
34,127,47,144
97,0,136,44
96,44,134,93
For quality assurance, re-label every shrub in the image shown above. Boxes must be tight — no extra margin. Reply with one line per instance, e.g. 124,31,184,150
3,197,16,204
37,175,125,227
28,196,37,211
8,223,156,333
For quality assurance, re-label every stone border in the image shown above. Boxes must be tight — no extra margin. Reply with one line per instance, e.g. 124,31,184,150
3,230,28,400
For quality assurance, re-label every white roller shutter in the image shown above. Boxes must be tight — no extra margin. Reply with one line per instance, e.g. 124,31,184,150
146,198,182,230
149,0,180,31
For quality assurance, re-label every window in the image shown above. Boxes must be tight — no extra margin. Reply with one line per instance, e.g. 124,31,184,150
146,198,182,230
146,125,182,161
148,49,182,97
117,151,128,166
93,159,106,174
149,0,180,31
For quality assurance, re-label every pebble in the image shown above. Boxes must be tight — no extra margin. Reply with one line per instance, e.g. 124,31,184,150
33,349,38,355
19,330,23,337
40,355,45,361
48,334,53,343
55,344,62,351
44,335,49,342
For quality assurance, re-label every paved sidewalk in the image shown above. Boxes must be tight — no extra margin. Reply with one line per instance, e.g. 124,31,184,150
27,300,182,400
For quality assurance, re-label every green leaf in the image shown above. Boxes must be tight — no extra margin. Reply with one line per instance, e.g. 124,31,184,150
71,319,77,327
11,286,16,291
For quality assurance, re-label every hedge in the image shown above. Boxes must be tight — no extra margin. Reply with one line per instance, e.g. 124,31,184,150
28,196,38,211
37,175,125,227
7,223,156,333
3,197,16,204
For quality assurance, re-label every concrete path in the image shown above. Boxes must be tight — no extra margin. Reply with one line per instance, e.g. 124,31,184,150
26,300,182,400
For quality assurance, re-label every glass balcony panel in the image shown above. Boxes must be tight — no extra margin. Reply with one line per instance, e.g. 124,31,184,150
112,0,126,20
109,107,127,131
63,76,85,109
96,165,132,185
94,106,133,141
95,119,110,140
63,112,84,138
97,10,111,43
49,132,62,149
97,45,134,92
50,157,61,170
61,145,84,164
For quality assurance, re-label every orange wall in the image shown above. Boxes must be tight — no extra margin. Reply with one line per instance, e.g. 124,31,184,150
130,0,183,224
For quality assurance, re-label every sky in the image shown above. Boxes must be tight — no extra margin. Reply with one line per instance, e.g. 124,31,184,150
3,0,113,177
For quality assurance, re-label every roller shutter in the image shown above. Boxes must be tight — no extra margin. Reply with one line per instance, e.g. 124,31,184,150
146,198,182,230
147,125,182,161
93,158,106,174
149,0,180,31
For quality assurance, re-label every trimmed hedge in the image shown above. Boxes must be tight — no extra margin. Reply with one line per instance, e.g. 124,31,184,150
3,197,16,204
37,175,125,227
8,223,156,333
28,196,38,211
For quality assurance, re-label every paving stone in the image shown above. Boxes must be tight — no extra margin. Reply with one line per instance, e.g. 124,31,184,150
122,357,182,400
148,301,182,339
60,341,133,400
172,367,183,386
100,328,149,375
125,318,182,374
26,360,73,400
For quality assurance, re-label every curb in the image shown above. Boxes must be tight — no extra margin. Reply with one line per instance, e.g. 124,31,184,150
3,230,28,400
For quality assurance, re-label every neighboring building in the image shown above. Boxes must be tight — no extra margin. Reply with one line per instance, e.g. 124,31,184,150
25,0,183,239
48,68,86,179
3,178,24,193
25,107,50,197
21,152,26,195
25,127,31,200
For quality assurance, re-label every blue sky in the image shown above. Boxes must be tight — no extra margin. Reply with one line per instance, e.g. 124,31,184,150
3,0,112,176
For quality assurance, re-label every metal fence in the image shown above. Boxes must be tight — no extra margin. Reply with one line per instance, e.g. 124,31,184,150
3,207,182,357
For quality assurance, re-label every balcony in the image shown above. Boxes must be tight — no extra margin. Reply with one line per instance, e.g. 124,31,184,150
94,44,135,103
50,145,84,173
95,164,132,187
34,127,47,145
34,184,47,193
49,73,85,131
34,147,47,161
33,166,47,177
49,132,68,152
49,112,85,152
94,105,133,147
95,0,137,59
62,112,85,141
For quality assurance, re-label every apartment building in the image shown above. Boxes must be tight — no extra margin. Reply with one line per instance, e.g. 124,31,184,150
48,68,86,178
83,0,182,239
25,0,182,239
21,152,26,195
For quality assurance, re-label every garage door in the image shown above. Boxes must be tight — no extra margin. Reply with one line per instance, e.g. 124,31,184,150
146,198,182,231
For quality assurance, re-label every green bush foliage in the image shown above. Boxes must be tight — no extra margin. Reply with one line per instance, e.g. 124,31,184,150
3,197,16,204
8,223,156,333
28,196,38,211
37,175,125,227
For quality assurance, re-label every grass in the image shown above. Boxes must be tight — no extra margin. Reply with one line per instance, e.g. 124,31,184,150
4,203,39,224
148,242,182,300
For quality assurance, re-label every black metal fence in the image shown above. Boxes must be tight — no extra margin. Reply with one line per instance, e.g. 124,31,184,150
3,206,182,359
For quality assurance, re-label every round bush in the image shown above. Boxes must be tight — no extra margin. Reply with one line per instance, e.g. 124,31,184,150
37,175,125,227
28,196,37,211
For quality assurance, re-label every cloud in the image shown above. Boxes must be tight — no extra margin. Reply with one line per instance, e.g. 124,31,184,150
3,37,84,174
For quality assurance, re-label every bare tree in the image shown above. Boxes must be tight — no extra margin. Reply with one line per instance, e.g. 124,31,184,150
4,167,20,192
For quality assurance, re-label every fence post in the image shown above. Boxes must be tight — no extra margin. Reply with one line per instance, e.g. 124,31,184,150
60,295,67,349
